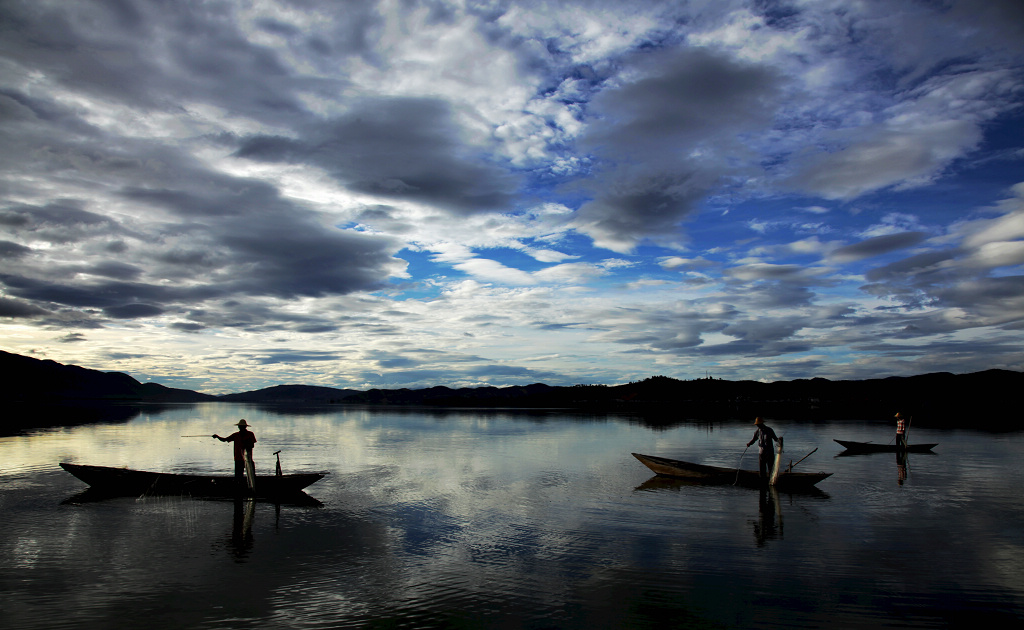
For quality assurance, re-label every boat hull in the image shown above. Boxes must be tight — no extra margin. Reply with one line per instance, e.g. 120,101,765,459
833,439,937,453
60,463,325,499
631,453,831,490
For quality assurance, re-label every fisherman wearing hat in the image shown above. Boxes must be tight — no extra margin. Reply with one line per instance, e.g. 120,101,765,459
213,419,257,481
746,416,782,481
894,412,907,451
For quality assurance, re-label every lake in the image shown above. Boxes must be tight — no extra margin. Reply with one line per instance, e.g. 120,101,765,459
2,403,1022,629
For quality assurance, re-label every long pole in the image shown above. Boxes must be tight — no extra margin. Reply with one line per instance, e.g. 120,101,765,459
734,444,750,485
786,447,818,472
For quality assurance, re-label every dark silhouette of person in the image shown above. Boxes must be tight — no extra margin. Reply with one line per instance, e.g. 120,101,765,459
213,419,257,481
746,417,782,481
895,412,908,451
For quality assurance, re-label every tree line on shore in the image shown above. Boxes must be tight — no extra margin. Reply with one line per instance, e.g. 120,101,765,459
3,350,1018,431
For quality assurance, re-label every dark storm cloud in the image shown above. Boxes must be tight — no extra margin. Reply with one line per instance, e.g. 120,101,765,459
122,170,406,300
857,240,1024,316
376,356,422,368
572,175,709,252
0,202,123,244
217,213,402,299
0,189,406,317
357,363,565,388
0,0,331,125
0,240,32,259
120,187,252,219
695,338,816,358
104,303,165,319
358,368,459,386
0,297,49,318
0,274,194,312
0,88,99,136
599,307,730,352
931,276,1024,312
573,48,783,250
584,48,782,156
37,310,106,330
720,317,803,344
255,351,341,365
743,283,817,309
829,232,929,263
0,116,408,313
594,295,869,361
465,364,549,379
726,264,809,282
87,261,145,281
235,97,522,214
720,265,824,308
364,348,489,368
864,250,960,283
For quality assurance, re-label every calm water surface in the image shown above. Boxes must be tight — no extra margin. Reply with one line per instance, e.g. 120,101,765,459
1,404,1022,629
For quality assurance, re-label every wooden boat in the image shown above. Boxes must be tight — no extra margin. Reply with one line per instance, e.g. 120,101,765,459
59,462,325,499
631,453,832,490
833,439,937,453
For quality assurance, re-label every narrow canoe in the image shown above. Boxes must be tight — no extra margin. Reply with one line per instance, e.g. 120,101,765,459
60,462,325,499
833,439,937,453
631,453,832,490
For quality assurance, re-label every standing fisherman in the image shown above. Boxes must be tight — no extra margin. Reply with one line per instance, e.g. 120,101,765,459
746,417,782,482
895,412,907,451
213,419,257,483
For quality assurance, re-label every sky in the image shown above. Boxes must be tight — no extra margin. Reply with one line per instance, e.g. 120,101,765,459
1,0,1023,395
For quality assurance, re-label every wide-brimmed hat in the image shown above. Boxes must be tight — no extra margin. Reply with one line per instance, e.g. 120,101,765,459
894,412,903,418
753,417,763,425
236,419,249,427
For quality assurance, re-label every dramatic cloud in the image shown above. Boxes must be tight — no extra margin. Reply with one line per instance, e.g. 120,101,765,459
829,232,929,264
235,98,523,214
1,0,1022,392
572,47,783,252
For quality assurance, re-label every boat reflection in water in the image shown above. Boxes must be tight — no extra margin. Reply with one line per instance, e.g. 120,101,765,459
633,475,815,548
832,439,937,486
833,439,938,454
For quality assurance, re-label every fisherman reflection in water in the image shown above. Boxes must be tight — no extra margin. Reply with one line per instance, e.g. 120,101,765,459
746,417,781,483
229,498,256,560
754,486,783,546
896,450,908,486
213,419,257,482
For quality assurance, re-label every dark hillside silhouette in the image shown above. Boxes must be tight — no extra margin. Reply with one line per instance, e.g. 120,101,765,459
0,350,216,404
1,350,1019,430
218,384,360,404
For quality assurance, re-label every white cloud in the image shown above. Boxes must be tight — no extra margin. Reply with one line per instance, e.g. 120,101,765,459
533,262,606,284
452,258,537,286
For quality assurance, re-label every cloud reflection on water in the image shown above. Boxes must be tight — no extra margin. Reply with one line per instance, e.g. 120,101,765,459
1,404,1022,628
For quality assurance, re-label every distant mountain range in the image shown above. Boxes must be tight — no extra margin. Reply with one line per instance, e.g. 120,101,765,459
3,350,1020,429
2,350,217,404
